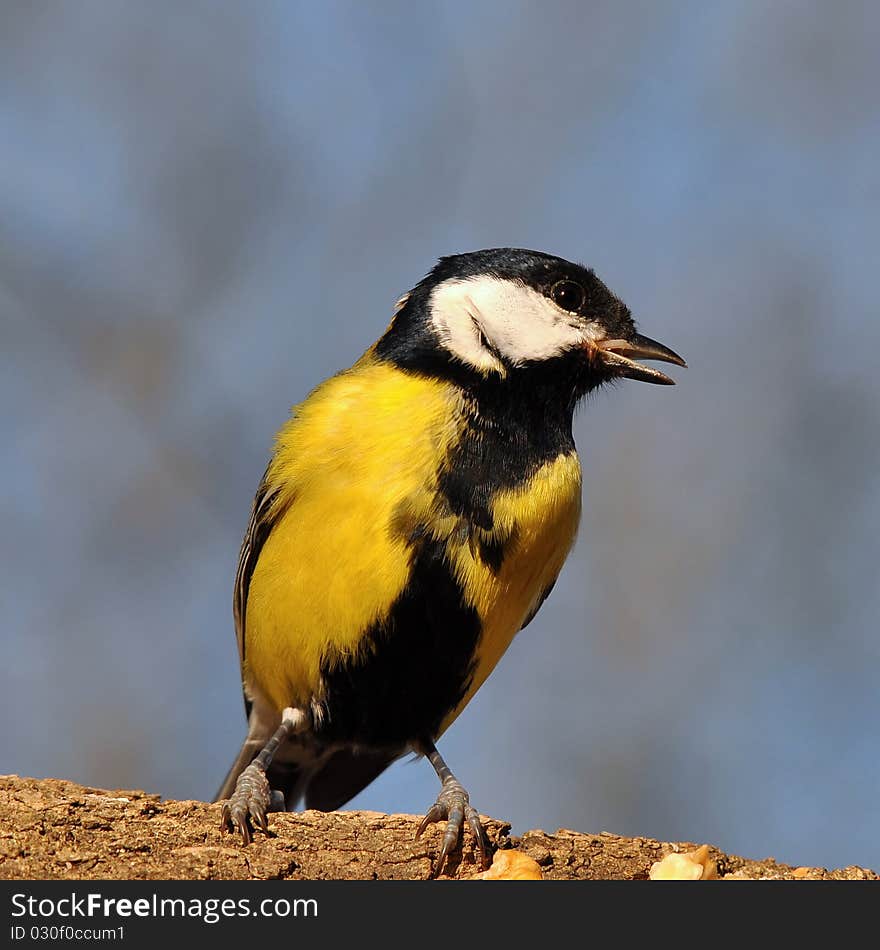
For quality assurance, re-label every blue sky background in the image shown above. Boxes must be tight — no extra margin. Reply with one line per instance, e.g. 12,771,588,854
2,1,879,871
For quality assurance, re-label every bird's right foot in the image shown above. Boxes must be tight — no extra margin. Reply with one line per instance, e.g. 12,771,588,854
219,761,283,844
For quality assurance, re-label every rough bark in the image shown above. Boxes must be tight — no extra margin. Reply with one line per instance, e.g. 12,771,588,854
0,775,875,881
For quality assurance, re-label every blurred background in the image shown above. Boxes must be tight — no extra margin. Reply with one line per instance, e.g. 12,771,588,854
3,0,879,872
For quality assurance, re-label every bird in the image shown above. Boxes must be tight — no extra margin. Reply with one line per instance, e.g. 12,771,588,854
216,247,685,875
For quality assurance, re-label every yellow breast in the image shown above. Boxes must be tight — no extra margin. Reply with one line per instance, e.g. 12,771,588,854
244,357,465,711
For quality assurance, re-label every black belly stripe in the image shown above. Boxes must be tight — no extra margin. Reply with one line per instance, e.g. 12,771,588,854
316,536,481,747
314,349,583,747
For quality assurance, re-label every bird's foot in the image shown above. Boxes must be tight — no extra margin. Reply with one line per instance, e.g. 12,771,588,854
219,761,284,845
416,777,492,877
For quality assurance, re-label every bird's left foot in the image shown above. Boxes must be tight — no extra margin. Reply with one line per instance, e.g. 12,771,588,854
416,776,492,877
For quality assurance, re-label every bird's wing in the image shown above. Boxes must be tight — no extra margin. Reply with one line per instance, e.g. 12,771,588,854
232,465,286,714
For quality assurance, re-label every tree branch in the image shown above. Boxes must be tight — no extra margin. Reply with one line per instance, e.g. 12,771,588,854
1,776,874,880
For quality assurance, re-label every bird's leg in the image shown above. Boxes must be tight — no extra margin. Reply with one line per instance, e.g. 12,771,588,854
414,739,492,876
220,706,306,844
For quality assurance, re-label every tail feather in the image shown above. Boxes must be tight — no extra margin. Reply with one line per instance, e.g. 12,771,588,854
303,747,399,812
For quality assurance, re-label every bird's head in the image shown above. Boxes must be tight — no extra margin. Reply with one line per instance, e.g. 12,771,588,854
377,248,685,396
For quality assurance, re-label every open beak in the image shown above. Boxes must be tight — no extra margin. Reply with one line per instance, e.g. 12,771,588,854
595,333,687,385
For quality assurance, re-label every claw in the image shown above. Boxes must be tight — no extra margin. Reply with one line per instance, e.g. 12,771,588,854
416,777,492,876
416,803,445,837
467,807,492,863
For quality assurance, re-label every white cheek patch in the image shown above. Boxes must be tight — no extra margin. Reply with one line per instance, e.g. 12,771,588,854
429,281,505,374
429,276,605,371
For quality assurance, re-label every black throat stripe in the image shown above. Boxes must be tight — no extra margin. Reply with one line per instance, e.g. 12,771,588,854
436,368,577,533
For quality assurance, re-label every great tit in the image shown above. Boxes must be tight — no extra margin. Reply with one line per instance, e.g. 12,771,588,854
217,247,685,874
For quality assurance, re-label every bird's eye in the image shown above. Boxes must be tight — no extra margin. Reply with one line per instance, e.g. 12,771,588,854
550,280,585,313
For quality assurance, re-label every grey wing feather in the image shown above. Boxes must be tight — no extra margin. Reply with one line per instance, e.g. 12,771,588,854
232,465,286,715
